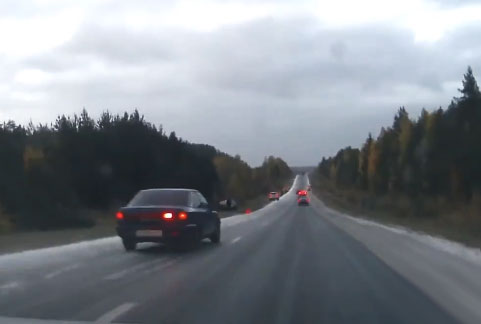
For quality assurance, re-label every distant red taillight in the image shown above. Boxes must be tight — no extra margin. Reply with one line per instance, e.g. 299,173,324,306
116,211,124,220
178,212,188,220
162,212,174,220
297,199,301,203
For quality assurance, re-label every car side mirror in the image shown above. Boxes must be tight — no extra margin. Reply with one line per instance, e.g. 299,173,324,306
199,202,209,209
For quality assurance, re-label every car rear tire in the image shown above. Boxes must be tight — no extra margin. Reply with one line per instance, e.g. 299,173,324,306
210,225,221,243
122,238,136,251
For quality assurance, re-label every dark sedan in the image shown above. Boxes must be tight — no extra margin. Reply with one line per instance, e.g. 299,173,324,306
116,188,220,251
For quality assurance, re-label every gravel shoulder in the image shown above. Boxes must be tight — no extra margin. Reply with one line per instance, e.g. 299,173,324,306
310,192,481,324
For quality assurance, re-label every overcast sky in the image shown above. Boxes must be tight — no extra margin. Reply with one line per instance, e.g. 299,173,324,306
1,0,481,166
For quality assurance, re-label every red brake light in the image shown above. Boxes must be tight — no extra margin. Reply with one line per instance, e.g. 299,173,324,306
116,211,124,220
162,212,174,220
178,212,188,220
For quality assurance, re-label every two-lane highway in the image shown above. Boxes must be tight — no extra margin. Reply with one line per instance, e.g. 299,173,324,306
0,175,467,323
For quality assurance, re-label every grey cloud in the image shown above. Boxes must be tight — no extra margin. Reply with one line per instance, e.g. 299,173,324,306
330,41,347,61
0,0,176,19
432,0,481,7
4,15,481,165
183,22,455,97
64,27,176,64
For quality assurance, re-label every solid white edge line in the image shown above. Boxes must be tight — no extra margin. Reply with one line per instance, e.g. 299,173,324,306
95,302,137,323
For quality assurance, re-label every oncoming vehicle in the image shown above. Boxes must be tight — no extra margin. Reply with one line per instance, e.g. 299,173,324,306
297,195,310,206
268,191,280,201
116,188,220,251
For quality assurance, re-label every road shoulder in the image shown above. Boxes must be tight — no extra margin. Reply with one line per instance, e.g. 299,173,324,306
310,193,481,324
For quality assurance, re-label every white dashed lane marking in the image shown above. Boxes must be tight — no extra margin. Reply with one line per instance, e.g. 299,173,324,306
95,302,137,323
230,236,242,244
104,262,156,281
0,281,20,290
103,258,174,281
141,258,179,275
45,264,80,279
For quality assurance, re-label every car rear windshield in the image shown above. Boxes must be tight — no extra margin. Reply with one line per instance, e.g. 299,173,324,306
128,190,189,207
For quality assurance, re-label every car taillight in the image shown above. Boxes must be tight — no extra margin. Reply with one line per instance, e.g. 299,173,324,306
297,199,301,203
178,212,188,220
116,211,124,220
162,212,174,220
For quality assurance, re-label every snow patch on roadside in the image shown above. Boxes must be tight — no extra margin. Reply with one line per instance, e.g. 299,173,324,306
323,202,481,266
0,237,119,266
221,205,270,227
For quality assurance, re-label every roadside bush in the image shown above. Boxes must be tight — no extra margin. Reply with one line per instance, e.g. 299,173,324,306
0,203,13,233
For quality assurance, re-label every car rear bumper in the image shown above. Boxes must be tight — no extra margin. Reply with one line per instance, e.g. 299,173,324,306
116,223,198,243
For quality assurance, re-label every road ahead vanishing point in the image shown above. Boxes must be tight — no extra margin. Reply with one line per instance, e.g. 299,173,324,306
1,175,481,324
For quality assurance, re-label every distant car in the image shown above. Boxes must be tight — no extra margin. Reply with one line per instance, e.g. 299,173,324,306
268,192,280,201
297,195,310,206
297,190,308,196
218,198,238,211
116,188,220,251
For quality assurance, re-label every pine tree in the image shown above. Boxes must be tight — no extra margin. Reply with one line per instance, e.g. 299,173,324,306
458,66,480,101
358,133,373,190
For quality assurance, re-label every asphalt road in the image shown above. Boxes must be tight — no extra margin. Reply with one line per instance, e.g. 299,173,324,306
0,175,473,324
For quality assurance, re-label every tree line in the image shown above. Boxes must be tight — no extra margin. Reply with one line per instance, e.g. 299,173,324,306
214,155,292,203
318,67,481,209
0,110,291,230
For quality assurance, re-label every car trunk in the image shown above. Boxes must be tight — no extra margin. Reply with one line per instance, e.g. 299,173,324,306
120,206,186,228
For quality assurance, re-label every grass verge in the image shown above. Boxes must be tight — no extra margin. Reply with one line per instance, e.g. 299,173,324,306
0,216,116,255
312,176,481,249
